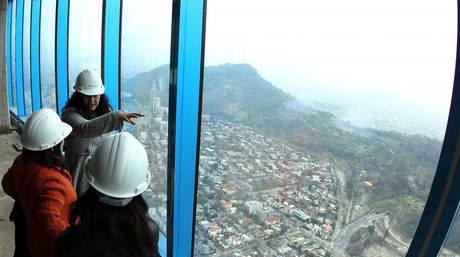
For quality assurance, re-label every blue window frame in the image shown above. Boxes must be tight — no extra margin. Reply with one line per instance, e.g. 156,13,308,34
169,0,206,256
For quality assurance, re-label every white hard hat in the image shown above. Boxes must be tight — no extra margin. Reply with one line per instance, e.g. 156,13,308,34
73,69,105,96
21,108,73,151
84,132,150,200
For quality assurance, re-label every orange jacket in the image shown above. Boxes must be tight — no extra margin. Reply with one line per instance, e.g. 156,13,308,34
2,155,77,257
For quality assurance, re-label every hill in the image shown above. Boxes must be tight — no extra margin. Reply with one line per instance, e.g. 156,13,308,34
202,64,446,240
126,63,448,243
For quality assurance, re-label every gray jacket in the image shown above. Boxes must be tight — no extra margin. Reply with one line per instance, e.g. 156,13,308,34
62,107,124,196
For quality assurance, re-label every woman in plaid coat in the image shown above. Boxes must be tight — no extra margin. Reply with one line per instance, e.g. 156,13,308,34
62,69,143,196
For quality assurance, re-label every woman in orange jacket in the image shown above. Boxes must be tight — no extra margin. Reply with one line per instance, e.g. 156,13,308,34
2,108,77,257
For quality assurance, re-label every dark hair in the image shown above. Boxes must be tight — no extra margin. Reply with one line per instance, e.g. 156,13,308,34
68,187,159,257
62,91,112,116
22,144,66,170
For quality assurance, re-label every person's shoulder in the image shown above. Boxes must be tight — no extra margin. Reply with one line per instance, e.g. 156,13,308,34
33,165,73,186
10,154,23,166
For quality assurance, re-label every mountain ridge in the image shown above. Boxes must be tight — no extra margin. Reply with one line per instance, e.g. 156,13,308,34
123,63,455,251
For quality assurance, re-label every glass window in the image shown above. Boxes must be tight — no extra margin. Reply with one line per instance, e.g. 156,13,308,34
195,0,456,256
68,0,102,95
23,0,32,117
40,0,57,111
439,206,460,257
120,0,172,233
10,0,17,115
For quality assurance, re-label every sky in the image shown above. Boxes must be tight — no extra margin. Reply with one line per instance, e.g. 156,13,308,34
120,0,172,79
62,0,457,135
204,0,457,119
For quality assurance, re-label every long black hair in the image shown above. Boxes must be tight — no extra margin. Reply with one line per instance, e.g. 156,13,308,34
62,91,112,116
22,143,67,171
68,187,160,257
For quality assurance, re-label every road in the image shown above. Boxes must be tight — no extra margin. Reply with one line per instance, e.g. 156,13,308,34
333,210,388,252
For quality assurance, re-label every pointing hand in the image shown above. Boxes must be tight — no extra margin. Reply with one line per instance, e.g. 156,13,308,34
119,111,145,125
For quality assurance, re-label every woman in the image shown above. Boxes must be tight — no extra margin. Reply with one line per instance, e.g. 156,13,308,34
2,108,77,257
56,132,160,257
62,69,143,196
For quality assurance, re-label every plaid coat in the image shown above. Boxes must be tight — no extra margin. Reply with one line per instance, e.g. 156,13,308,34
62,107,123,196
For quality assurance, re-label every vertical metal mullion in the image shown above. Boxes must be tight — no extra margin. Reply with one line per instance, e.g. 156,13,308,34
102,0,120,110
55,0,68,116
15,0,25,117
117,0,122,110
170,0,206,256
30,0,41,111
167,0,180,255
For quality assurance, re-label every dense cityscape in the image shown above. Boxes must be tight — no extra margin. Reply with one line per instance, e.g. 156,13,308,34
121,81,460,257
134,88,341,256
123,87,360,256
195,118,338,256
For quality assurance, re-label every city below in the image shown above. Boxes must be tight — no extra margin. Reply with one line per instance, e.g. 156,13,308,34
126,89,458,257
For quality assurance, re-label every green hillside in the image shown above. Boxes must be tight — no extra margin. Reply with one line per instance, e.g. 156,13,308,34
127,63,451,245
202,64,444,239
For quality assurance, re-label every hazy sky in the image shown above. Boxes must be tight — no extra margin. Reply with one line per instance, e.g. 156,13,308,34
121,0,172,78
65,0,457,123
204,0,457,119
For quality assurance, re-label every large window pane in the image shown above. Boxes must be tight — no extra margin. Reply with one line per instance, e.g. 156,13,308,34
120,0,172,233
40,0,57,111
439,206,460,257
195,0,456,256
23,0,32,117
68,0,102,95
10,0,17,115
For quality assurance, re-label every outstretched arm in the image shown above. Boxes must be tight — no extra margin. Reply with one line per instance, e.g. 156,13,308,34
62,109,123,138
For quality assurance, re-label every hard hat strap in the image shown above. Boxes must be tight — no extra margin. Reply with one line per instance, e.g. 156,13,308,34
98,195,133,207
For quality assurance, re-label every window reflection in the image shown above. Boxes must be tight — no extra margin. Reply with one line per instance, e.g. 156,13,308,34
196,0,456,256
23,0,32,117
40,0,57,111
68,0,102,95
120,0,172,233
